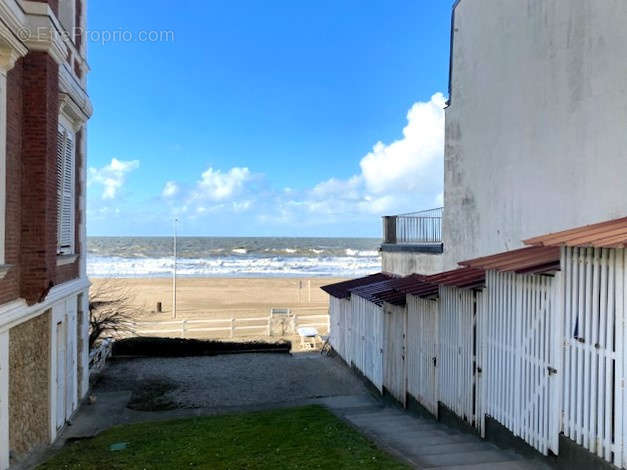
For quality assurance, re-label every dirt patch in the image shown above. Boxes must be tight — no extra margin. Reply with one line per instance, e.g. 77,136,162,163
112,337,291,357
127,378,178,411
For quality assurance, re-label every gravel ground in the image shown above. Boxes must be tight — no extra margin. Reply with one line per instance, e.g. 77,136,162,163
95,353,369,409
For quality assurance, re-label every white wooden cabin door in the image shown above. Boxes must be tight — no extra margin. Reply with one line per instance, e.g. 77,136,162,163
65,299,77,421
55,321,66,430
407,295,439,417
562,247,624,466
0,331,9,470
384,305,407,406
484,271,560,456
439,287,476,425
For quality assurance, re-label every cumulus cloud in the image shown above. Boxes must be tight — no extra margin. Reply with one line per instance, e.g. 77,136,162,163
192,167,252,201
360,93,446,194
161,165,257,218
156,93,445,227
301,92,445,217
88,158,140,199
162,181,179,198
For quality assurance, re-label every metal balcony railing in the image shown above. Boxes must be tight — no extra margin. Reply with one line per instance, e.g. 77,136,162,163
382,207,443,245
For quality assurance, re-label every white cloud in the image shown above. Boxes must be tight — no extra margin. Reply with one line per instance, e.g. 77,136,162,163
232,200,252,212
155,93,445,228
301,93,445,217
88,158,140,199
162,181,179,198
360,93,446,194
193,167,252,201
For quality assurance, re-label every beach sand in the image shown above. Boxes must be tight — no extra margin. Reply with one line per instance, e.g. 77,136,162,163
91,277,347,348
92,277,346,320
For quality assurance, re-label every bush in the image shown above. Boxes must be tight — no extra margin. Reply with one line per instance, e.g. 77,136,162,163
112,336,291,357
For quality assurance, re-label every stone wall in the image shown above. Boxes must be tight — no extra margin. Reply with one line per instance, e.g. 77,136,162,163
9,311,50,456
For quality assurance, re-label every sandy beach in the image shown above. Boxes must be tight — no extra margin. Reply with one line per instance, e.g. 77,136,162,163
92,277,347,323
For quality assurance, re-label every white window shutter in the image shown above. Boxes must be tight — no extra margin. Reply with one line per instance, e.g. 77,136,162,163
56,129,66,251
57,127,75,254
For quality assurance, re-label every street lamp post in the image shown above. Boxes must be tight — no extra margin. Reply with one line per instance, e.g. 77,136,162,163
172,218,178,319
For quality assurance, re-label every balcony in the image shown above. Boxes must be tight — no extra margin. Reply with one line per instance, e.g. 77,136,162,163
381,207,443,254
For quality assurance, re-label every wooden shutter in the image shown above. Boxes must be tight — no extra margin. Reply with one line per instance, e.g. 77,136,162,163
56,129,66,251
57,127,75,254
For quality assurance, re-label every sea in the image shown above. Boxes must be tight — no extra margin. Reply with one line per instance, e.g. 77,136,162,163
87,237,382,278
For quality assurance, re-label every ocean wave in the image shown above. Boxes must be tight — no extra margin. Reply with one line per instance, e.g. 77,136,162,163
345,249,380,257
87,254,382,278
87,236,381,260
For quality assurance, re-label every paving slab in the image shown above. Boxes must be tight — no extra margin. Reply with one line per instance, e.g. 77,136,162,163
323,395,552,469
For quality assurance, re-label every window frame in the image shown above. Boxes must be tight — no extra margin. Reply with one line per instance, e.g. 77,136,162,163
0,70,6,266
58,0,76,39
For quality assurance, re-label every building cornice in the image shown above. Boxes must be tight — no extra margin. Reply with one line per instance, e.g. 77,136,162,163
0,277,91,332
20,0,67,64
0,45,22,73
59,90,92,129
0,0,28,55
0,1,28,63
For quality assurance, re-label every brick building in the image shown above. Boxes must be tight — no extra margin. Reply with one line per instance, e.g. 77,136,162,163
0,0,92,468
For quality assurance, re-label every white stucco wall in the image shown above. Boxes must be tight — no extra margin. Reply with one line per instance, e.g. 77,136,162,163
443,0,627,270
382,251,443,276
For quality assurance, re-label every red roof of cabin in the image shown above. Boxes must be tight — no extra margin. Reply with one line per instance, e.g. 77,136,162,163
350,278,406,306
459,246,560,274
524,217,627,248
320,273,393,299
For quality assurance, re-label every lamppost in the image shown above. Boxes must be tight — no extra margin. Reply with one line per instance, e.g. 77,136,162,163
172,217,178,319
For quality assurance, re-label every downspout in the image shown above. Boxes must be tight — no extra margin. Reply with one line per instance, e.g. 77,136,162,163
447,0,462,107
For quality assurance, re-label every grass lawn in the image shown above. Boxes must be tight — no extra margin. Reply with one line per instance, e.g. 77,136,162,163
40,406,409,469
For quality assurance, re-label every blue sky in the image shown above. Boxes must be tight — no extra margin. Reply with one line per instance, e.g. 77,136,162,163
86,1,453,237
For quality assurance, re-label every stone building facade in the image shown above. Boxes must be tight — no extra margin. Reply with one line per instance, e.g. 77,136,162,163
0,1,92,468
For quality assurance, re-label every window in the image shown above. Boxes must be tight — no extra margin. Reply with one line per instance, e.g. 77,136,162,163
58,0,76,37
57,124,75,255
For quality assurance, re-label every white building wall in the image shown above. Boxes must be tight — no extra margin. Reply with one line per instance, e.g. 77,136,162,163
382,251,443,276
443,0,627,270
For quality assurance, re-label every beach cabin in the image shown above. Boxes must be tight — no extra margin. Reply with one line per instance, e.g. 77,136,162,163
372,275,429,406
524,217,627,467
461,246,562,453
321,274,391,367
395,269,486,429
347,280,398,393
390,276,441,416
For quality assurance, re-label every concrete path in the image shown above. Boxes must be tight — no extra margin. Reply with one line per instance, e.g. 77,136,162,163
320,395,553,469
25,354,553,469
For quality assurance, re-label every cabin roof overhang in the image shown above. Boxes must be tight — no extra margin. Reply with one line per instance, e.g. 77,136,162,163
351,275,427,306
524,217,627,248
459,246,560,274
320,273,393,300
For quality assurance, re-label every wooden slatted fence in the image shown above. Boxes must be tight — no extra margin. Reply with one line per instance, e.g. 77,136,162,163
483,271,561,455
561,247,625,466
349,295,384,392
407,295,439,417
439,286,476,426
133,312,330,339
384,303,408,405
